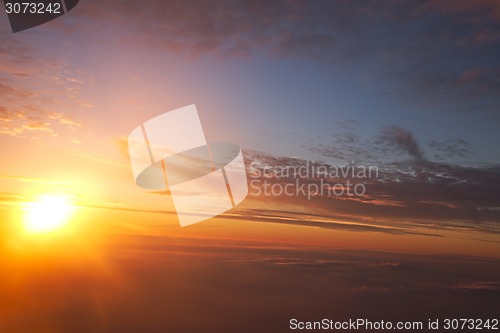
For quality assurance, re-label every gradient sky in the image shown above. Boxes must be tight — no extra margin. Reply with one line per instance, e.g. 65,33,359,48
1,1,500,332
0,0,499,245
2,0,500,161
1,0,499,236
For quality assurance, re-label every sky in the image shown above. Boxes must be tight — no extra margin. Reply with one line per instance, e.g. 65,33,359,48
1,0,499,241
2,1,500,162
0,1,499,332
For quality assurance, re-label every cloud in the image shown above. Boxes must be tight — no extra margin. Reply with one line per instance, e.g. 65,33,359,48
447,282,500,294
303,120,382,163
459,69,482,84
1,228,499,333
56,0,496,62
415,0,500,22
379,126,425,161
305,123,480,165
227,208,442,237
242,148,500,233
304,124,431,163
0,35,86,139
428,139,476,160
53,0,500,115
0,104,80,137
0,80,35,101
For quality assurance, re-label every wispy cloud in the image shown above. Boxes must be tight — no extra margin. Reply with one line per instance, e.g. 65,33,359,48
304,124,457,163
243,148,500,233
427,139,476,160
0,104,80,137
2,231,498,333
0,35,91,139
305,123,481,165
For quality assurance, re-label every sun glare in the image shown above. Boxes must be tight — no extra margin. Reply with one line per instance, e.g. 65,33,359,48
24,193,76,233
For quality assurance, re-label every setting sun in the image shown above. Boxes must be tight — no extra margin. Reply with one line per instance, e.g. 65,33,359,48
23,194,76,233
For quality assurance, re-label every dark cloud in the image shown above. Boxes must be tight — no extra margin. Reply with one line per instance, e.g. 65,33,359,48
243,149,500,233
376,0,500,115
415,0,500,22
379,126,425,161
58,0,500,115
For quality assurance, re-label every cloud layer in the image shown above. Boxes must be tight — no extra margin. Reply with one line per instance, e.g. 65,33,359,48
242,148,500,234
0,35,88,138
